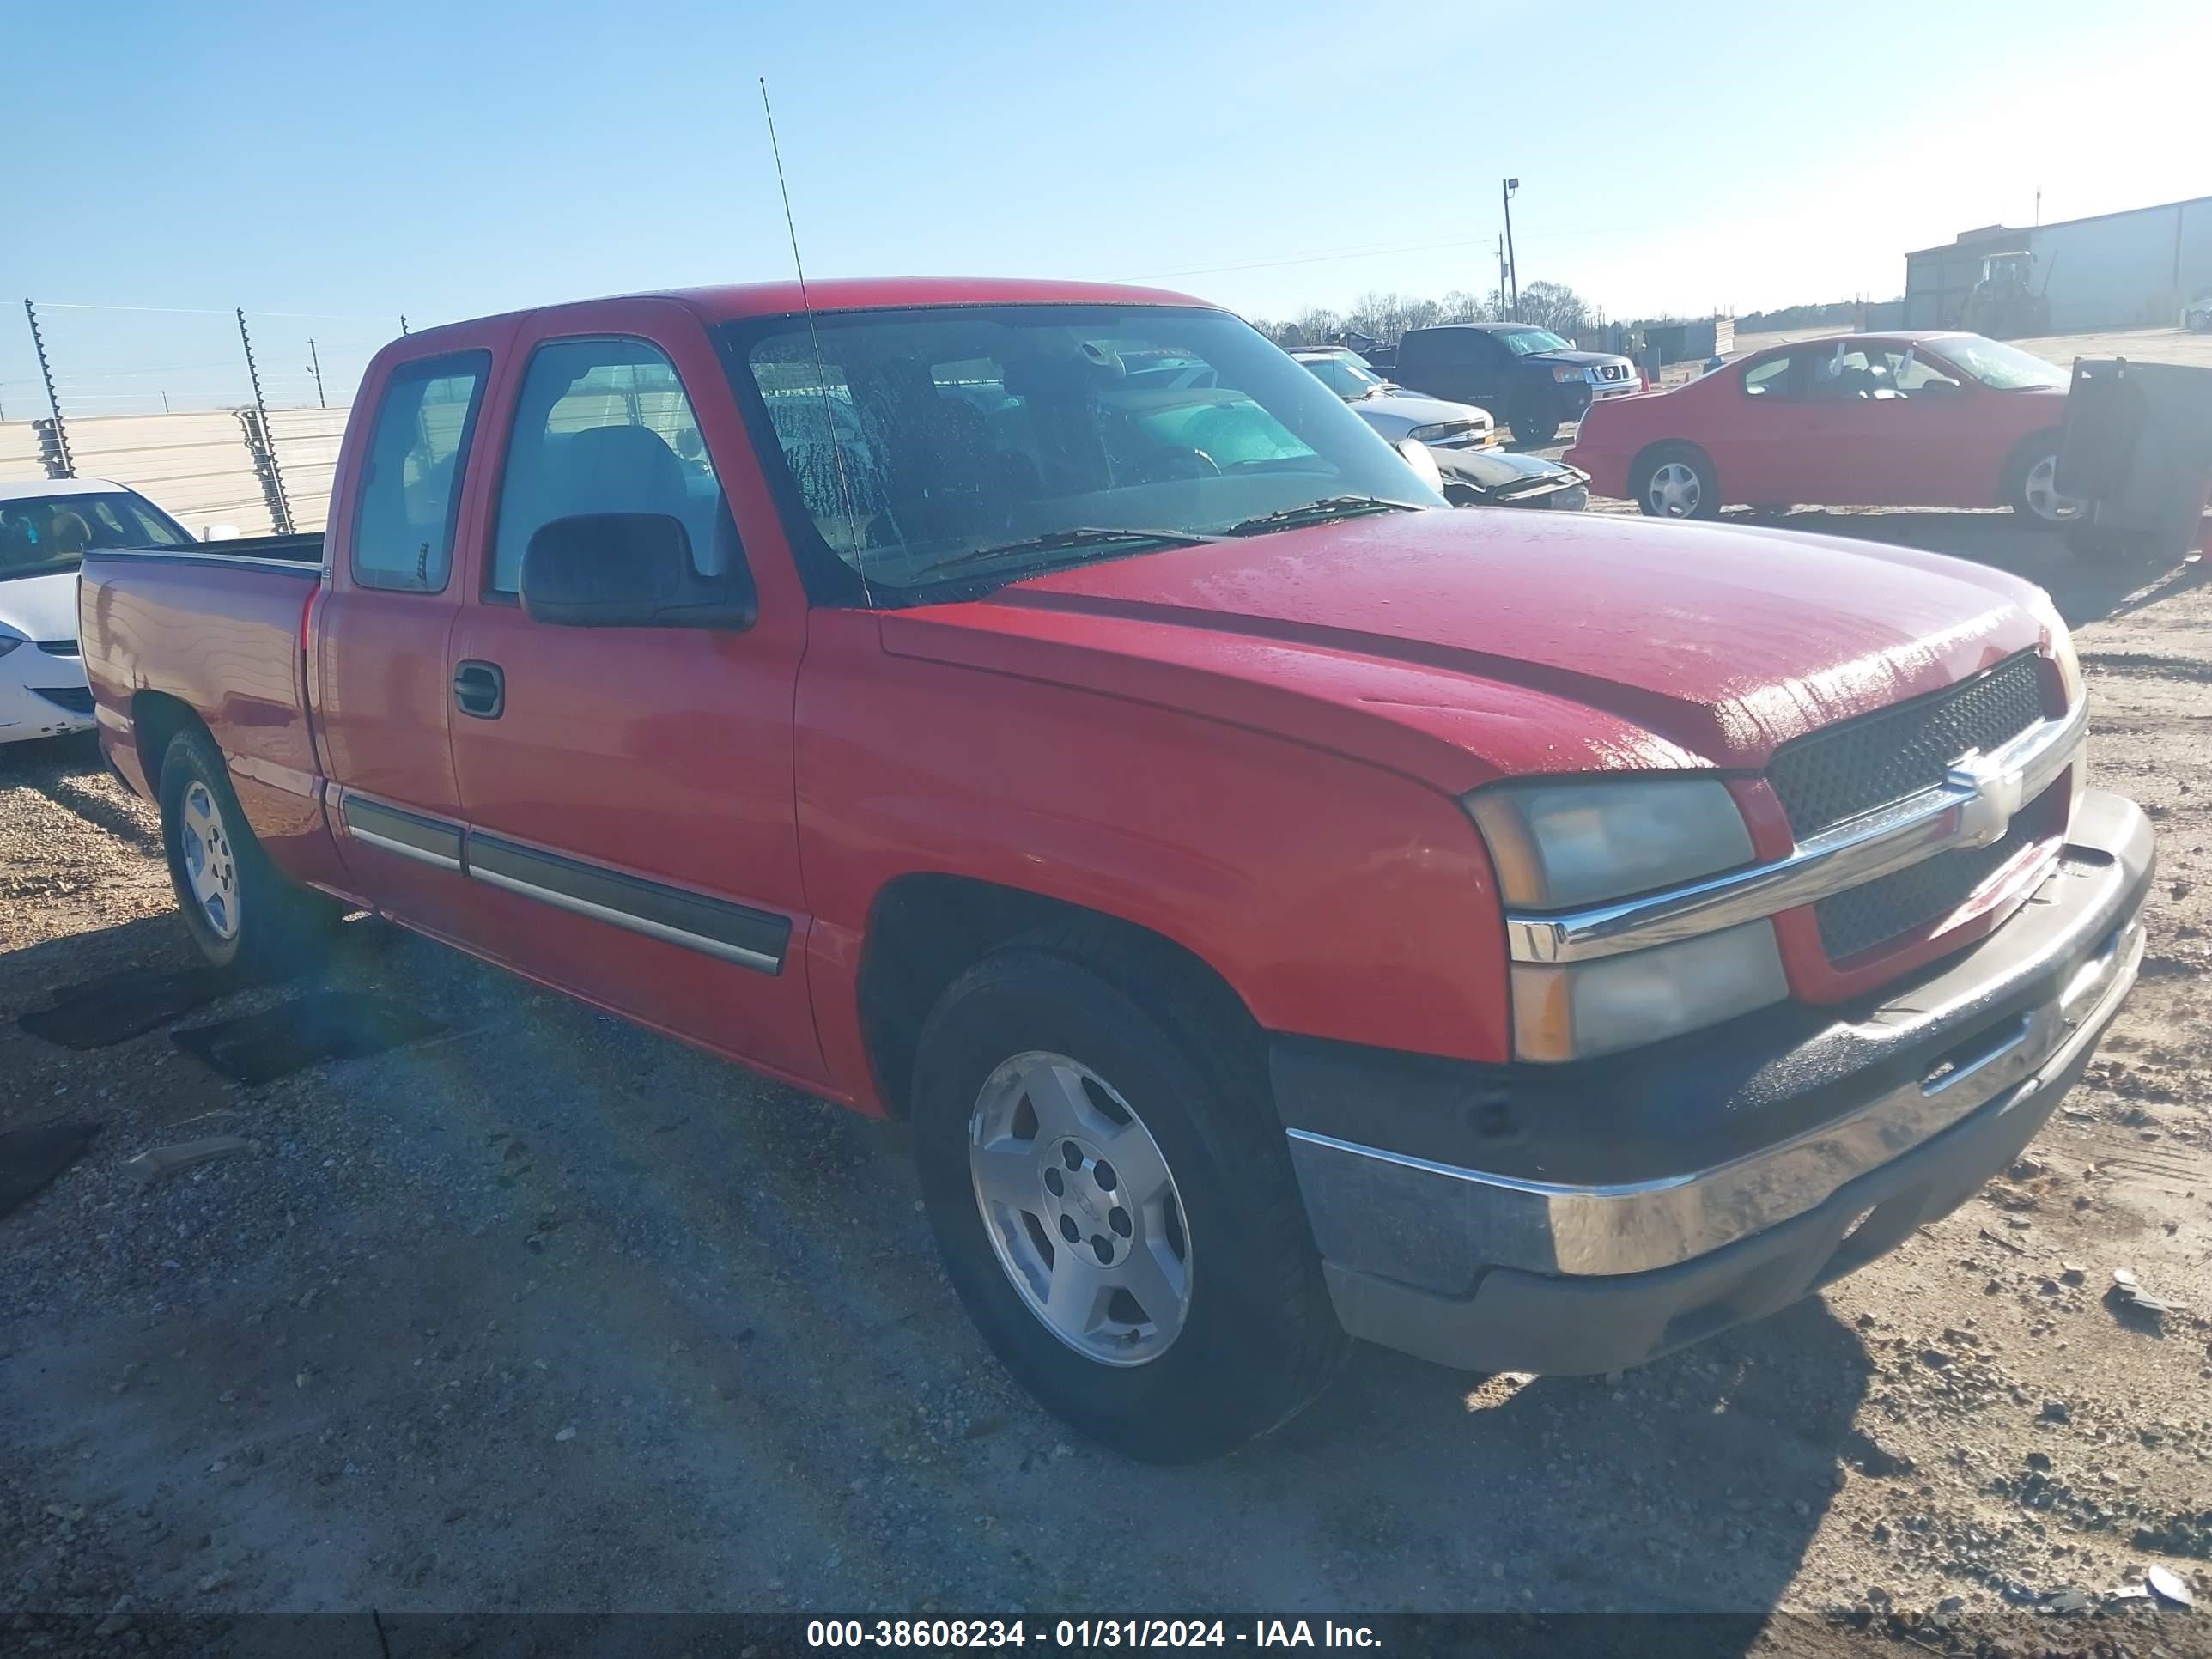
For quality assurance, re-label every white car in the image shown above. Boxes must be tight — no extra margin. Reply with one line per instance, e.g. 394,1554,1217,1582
1,477,198,747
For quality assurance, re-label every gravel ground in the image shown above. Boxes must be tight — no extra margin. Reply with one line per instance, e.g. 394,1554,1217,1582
2,514,2208,1657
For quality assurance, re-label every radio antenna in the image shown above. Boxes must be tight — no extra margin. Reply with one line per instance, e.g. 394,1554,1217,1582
759,77,870,607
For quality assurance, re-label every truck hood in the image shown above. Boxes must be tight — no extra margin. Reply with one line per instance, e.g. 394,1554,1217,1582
881,510,2051,793
1352,390,1491,435
1526,348,1633,370
0,568,82,643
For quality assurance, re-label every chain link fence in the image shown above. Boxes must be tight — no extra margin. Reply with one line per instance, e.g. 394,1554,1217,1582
0,300,418,534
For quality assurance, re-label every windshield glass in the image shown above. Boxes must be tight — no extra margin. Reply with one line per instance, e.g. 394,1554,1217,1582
1297,354,1389,398
724,305,1442,602
1930,335,2068,391
0,489,190,580
1498,328,1572,356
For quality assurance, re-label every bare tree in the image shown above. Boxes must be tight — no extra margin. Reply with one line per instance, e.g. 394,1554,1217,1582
1515,281,1591,337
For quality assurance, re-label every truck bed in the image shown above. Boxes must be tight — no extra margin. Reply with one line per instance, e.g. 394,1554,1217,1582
78,538,336,878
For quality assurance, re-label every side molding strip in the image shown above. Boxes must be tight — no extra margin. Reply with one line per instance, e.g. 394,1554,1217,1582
466,833,789,975
340,795,464,871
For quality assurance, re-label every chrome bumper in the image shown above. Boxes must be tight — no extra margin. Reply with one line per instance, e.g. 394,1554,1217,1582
1291,912,2137,1277
1285,791,2150,1282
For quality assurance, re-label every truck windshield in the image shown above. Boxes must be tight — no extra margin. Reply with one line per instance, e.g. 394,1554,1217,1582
720,304,1442,603
1929,335,2068,391
0,490,191,581
1497,328,1572,356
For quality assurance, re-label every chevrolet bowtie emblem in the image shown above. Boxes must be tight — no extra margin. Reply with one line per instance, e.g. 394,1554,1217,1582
1946,750,2027,848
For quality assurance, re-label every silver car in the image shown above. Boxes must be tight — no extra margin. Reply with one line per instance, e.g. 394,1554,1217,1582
1292,349,1589,510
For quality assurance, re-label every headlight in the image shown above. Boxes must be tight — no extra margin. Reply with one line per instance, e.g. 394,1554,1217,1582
0,629,26,660
1468,776,1781,1062
1393,437,1443,494
1512,923,1787,1061
1551,366,1588,384
1466,776,1754,910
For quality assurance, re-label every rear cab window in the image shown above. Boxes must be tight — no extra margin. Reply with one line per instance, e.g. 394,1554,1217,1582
352,354,490,592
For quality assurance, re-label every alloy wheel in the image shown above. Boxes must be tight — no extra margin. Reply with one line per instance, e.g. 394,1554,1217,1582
968,1051,1193,1366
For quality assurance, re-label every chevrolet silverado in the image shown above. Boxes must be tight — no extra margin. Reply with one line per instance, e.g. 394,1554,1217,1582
78,278,2151,1462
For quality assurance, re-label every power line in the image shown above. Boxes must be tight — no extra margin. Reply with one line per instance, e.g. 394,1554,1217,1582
1113,220,1686,283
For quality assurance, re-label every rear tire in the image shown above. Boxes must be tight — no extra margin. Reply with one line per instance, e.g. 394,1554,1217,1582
158,726,338,974
2006,439,2081,526
910,925,1350,1463
1631,445,1721,519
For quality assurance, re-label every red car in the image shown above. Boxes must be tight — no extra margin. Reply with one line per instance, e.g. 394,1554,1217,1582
1568,331,2076,524
77,283,2149,1461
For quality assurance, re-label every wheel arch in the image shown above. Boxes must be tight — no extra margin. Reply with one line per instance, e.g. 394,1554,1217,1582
855,872,1259,1121
130,690,209,801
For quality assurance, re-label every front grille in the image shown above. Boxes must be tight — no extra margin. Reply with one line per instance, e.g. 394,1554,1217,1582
36,639,79,658
1766,653,2046,841
1814,818,2039,961
1411,420,1486,447
31,685,94,715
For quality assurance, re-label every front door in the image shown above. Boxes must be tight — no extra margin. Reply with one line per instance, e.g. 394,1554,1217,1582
446,314,824,1084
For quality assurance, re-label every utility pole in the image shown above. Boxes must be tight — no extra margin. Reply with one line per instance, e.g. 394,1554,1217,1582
306,337,327,408
1501,178,1522,320
1497,233,1507,316
2034,189,2042,228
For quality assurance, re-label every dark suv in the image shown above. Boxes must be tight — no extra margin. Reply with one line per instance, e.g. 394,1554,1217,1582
1391,323,1640,445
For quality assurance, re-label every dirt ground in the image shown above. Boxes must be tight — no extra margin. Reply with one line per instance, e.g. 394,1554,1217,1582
3,496,2209,1650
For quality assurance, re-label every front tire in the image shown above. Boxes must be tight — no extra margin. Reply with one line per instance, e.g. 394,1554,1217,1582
910,927,1350,1463
158,726,337,974
1510,397,1563,447
1632,445,1720,519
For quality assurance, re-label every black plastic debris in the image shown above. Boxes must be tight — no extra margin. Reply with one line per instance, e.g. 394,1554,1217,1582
171,992,445,1085
16,965,245,1050
2039,1587,2094,1615
2108,1266,2185,1326
0,1120,100,1220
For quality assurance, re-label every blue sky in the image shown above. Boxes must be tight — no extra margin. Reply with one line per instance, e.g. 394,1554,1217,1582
3,0,2205,416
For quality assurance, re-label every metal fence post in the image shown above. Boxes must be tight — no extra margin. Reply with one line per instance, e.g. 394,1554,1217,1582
236,308,294,534
24,297,73,477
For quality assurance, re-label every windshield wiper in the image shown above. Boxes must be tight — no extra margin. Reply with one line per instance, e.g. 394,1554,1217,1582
1221,495,1426,536
921,526,1219,578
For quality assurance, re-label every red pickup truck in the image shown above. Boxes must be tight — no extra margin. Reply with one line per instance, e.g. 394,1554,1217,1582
79,278,2151,1462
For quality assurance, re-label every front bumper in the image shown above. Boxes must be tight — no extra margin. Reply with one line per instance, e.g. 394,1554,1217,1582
0,661,94,744
1279,791,2152,1375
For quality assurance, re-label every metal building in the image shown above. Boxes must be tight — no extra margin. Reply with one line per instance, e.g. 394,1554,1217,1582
1903,195,2212,332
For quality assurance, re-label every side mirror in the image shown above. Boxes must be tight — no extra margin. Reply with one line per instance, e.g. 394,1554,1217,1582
519,513,757,629
202,523,241,541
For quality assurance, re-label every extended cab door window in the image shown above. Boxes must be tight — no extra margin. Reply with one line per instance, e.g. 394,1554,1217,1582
353,355,489,592
487,338,744,597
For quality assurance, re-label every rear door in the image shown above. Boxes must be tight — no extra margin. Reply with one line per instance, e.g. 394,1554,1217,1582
1399,331,1489,402
445,301,824,1084
317,341,498,927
